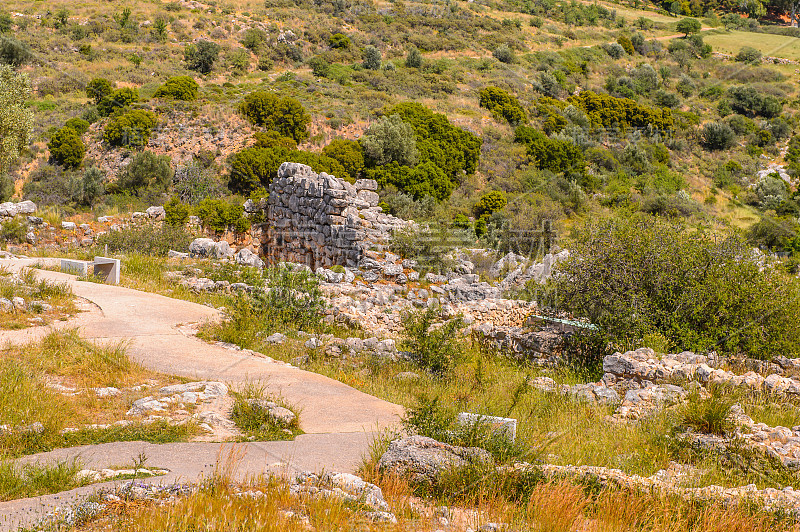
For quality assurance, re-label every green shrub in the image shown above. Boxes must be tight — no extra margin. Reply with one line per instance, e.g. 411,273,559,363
514,126,585,175
22,164,73,205
208,266,324,347
747,215,799,252
547,213,800,358
727,85,782,118
321,138,364,181
153,76,198,100
479,86,527,125
0,12,12,33
74,167,104,207
700,122,736,151
96,87,138,117
474,191,507,218
227,147,282,194
240,28,268,52
493,44,514,64
102,109,157,147
227,144,346,194
406,46,422,68
329,32,350,49
362,45,381,70
390,223,472,273
1,217,27,243
173,165,224,205
116,150,172,196
617,35,634,55
252,265,326,331
47,127,85,169
0,36,32,66
602,42,625,59
653,90,680,109
227,48,250,74
257,56,274,71
735,46,762,64
361,114,419,167
194,198,249,233
307,55,330,78
369,161,454,201
239,91,310,142
384,102,482,177
164,197,190,226
400,306,464,377
453,213,470,229
184,40,220,73
567,91,673,131
95,225,194,255
63,118,90,135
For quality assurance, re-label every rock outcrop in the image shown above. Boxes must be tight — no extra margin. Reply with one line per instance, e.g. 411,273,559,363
378,435,493,485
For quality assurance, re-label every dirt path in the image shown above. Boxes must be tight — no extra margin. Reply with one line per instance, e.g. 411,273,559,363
0,258,403,531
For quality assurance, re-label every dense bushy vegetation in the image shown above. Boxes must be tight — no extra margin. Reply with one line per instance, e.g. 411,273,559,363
479,86,527,126
47,127,85,169
365,103,481,200
239,91,310,142
547,215,800,358
103,109,157,147
153,76,198,101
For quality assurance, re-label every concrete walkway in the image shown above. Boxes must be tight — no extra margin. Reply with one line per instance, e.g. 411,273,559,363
0,258,403,530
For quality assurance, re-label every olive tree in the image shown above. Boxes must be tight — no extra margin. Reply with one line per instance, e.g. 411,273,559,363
0,65,32,198
360,114,418,167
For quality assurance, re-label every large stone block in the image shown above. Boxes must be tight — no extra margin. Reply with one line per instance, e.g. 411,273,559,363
354,179,378,191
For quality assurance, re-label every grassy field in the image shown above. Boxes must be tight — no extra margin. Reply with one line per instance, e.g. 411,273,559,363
705,29,800,60
0,330,196,458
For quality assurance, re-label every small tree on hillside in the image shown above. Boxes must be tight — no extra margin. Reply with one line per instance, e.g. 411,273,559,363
239,91,311,142
676,18,701,37
700,122,736,151
72,166,105,207
406,47,422,68
360,114,419,167
117,151,173,196
0,65,33,177
48,127,85,169
362,46,381,70
184,40,220,74
321,138,364,181
86,78,113,104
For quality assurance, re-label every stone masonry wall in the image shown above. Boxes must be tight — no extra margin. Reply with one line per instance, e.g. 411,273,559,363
264,162,411,269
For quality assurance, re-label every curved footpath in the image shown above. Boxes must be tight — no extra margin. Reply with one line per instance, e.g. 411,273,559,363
0,258,403,531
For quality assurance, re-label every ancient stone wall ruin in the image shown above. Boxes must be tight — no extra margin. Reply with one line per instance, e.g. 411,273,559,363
262,162,411,269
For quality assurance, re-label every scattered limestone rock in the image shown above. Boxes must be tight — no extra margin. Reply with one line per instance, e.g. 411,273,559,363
235,248,264,268
246,399,296,427
188,238,234,260
94,387,121,398
378,436,494,485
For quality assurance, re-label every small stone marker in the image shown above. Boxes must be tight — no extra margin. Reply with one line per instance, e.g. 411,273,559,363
457,412,517,442
93,256,120,285
60,259,90,277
